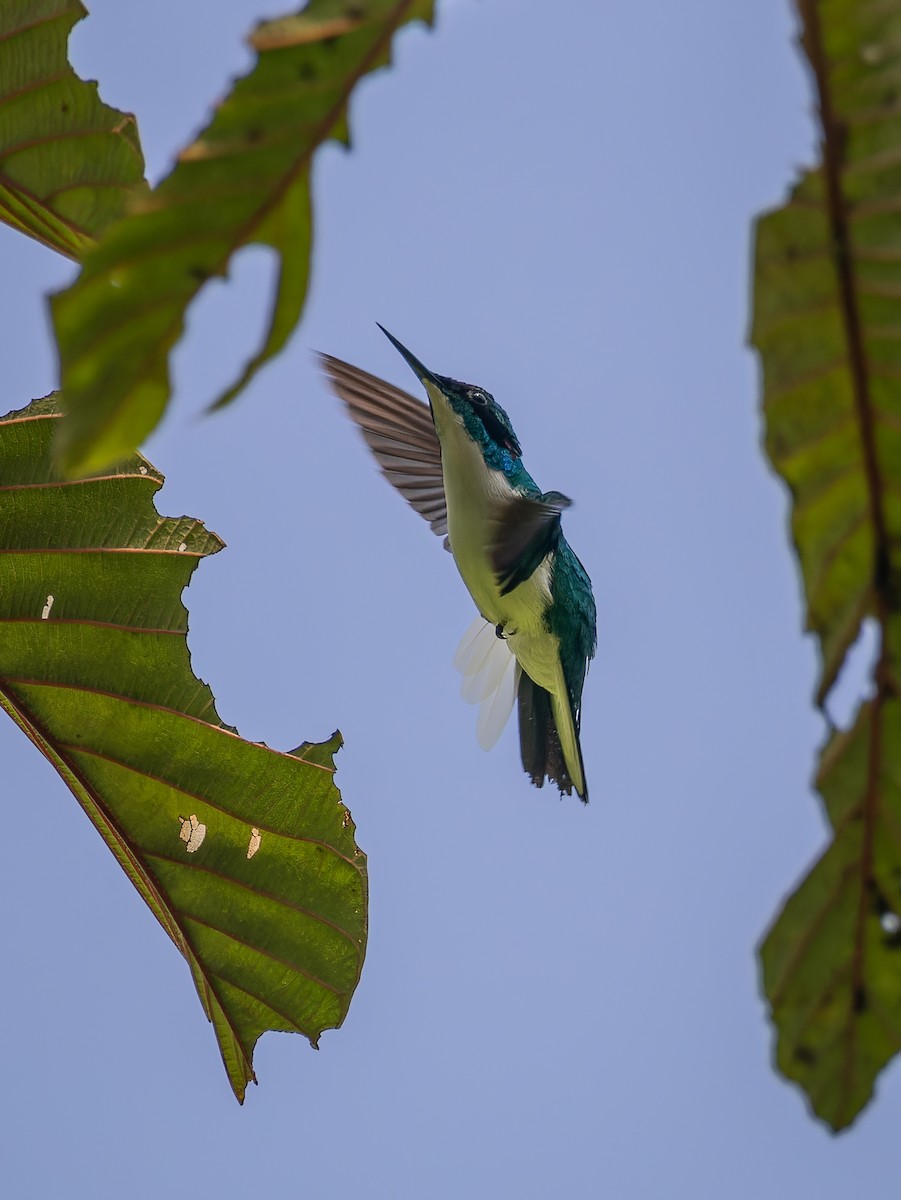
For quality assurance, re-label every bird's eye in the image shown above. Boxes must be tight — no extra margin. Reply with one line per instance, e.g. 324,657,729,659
468,388,488,406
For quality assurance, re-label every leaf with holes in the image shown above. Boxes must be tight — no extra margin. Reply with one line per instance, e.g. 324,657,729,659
751,0,901,1131
0,0,146,260
0,396,367,1101
51,0,434,475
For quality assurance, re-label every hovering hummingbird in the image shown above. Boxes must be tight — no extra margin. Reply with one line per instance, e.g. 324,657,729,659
321,327,597,801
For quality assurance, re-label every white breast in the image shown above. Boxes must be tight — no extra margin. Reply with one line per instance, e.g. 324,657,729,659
429,390,559,695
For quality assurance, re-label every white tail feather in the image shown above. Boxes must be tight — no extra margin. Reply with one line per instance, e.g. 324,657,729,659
476,652,520,750
453,616,494,674
453,618,519,750
458,621,507,703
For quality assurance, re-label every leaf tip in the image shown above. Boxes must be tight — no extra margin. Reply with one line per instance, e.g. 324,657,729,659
287,729,343,767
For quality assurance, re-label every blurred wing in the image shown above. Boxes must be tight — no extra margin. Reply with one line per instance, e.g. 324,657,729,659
320,353,448,539
453,618,520,750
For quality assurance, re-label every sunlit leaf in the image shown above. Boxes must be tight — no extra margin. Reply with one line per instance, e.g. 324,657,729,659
0,396,367,1101
759,678,901,1130
51,0,434,475
752,0,901,1131
0,0,146,259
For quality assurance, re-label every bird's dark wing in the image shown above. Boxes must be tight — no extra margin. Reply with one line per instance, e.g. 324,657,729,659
320,354,448,539
489,490,573,596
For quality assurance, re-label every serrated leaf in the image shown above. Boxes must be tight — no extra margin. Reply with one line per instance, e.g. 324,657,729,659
752,0,901,1130
760,677,901,1131
0,396,367,1101
0,0,147,259
51,0,434,475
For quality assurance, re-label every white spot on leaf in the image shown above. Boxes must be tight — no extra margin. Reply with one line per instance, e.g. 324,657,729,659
178,542,188,552
882,911,901,936
139,465,148,475
247,827,262,859
41,594,54,620
178,814,206,853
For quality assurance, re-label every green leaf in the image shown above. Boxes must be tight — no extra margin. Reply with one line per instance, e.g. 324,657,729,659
51,0,434,475
0,396,367,1102
0,0,147,259
751,0,901,1130
760,680,901,1131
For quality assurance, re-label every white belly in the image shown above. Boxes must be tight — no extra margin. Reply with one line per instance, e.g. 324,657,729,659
433,399,560,695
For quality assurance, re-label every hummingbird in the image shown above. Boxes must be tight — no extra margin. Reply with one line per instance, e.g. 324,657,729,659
321,327,597,801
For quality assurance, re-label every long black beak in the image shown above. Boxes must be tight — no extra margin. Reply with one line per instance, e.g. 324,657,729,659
377,324,439,386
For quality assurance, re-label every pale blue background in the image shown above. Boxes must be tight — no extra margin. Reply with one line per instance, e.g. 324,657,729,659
2,1,893,1196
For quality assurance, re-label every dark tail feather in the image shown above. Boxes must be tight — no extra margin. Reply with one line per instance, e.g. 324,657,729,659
517,672,576,799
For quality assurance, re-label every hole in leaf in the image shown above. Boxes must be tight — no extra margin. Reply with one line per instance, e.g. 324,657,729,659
824,617,879,730
178,814,206,853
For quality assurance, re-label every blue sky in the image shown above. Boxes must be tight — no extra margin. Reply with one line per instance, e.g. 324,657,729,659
3,1,896,1196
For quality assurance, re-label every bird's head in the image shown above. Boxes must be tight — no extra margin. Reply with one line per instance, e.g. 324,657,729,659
378,324,522,462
